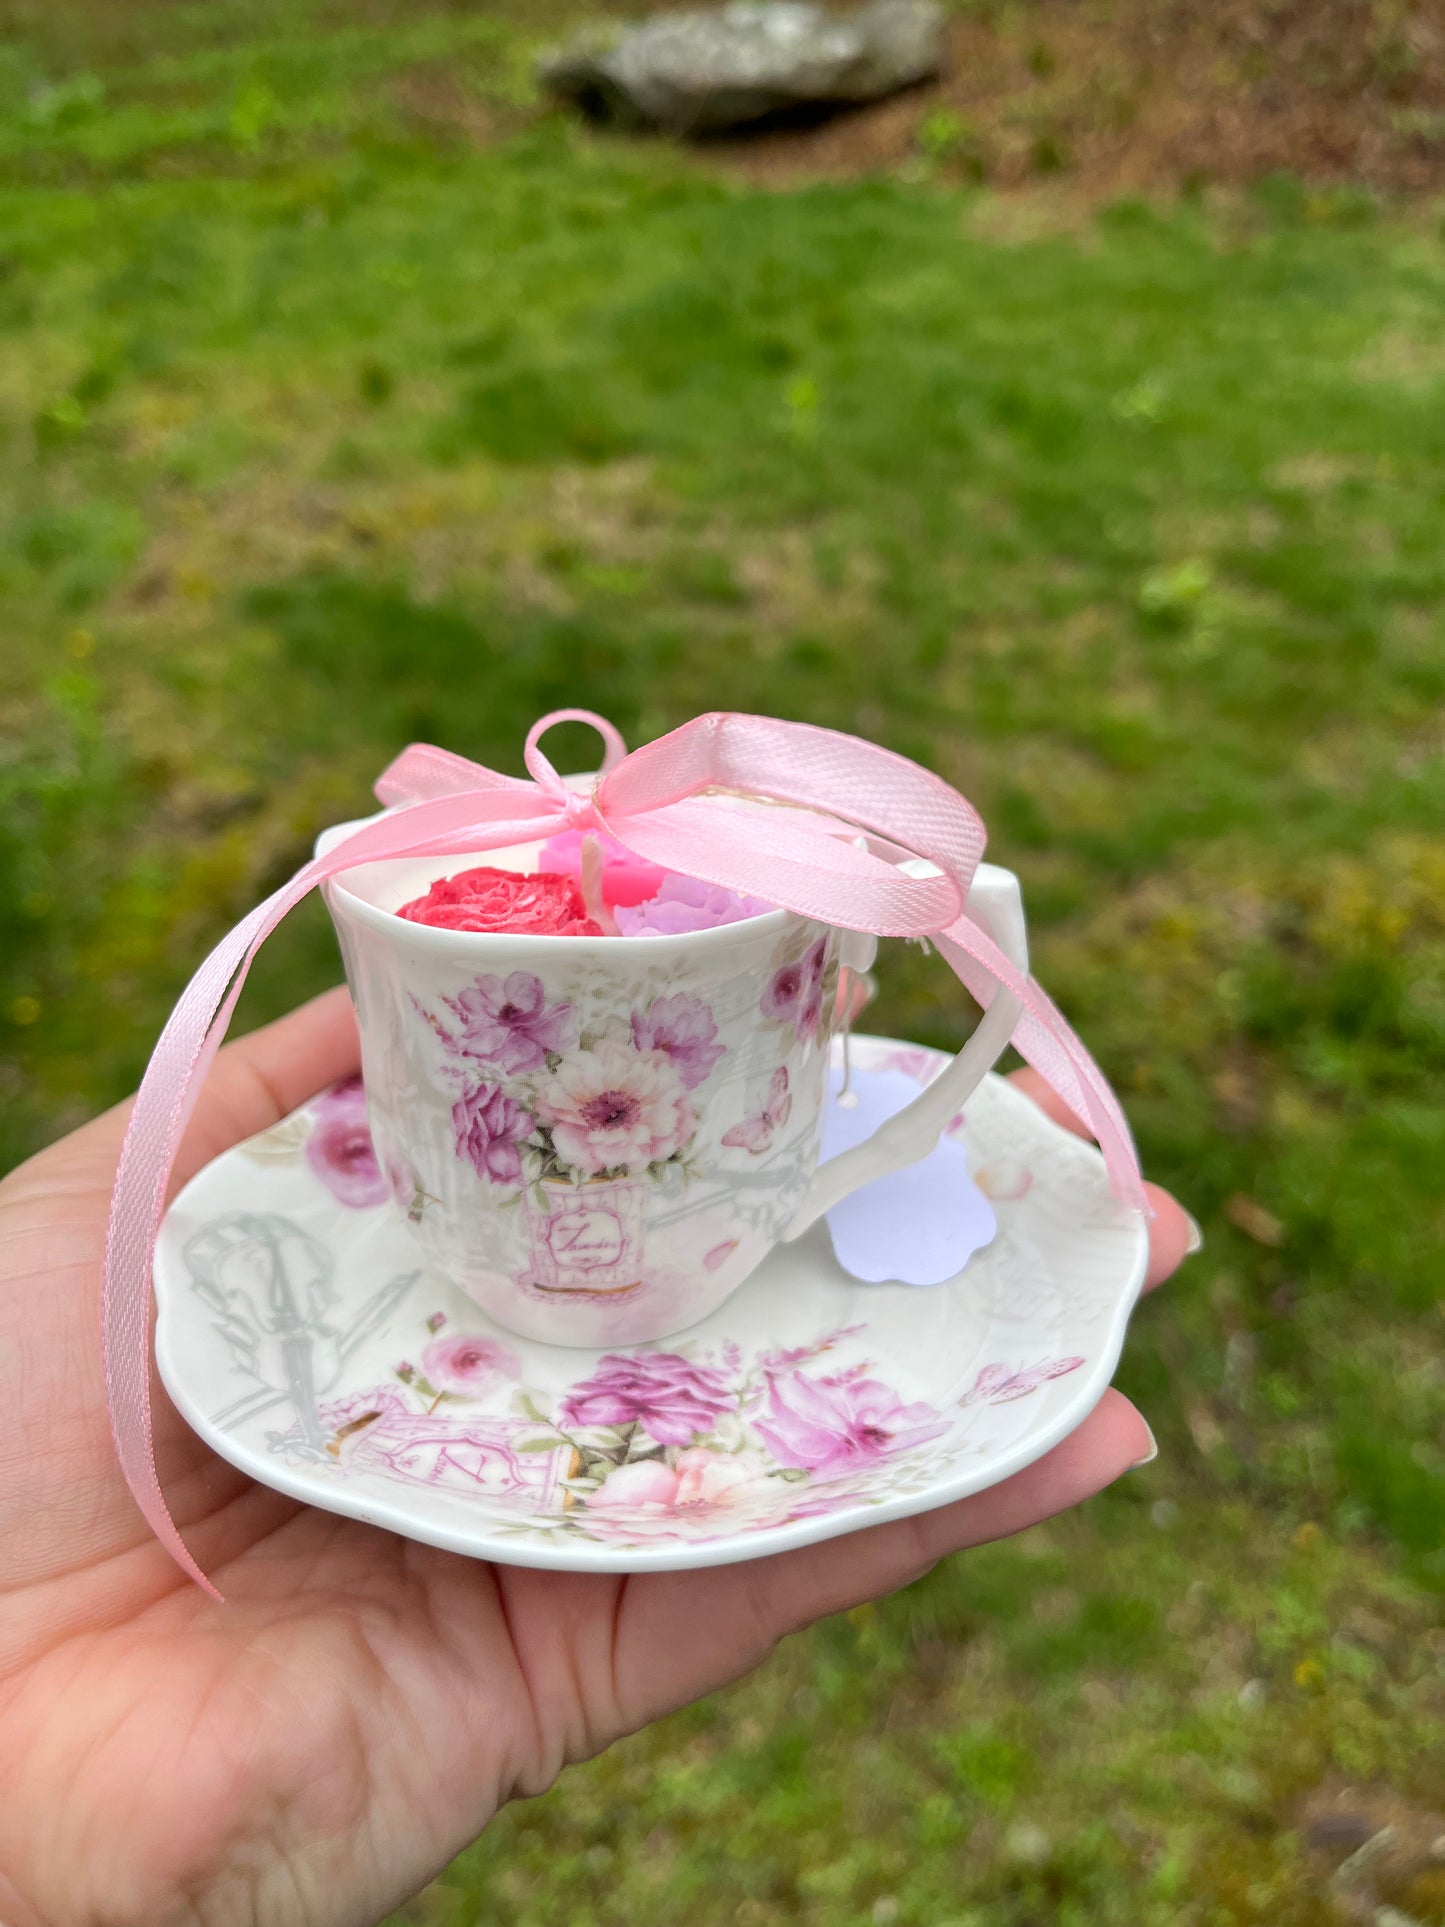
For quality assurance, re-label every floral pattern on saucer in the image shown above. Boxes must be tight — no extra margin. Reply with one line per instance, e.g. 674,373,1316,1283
156,1036,1148,1572
265,1316,1007,1546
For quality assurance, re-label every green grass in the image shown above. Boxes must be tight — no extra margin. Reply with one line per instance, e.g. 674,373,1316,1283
2,5,1442,1922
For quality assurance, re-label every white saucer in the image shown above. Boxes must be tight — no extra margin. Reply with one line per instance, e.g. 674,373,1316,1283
154,1035,1149,1574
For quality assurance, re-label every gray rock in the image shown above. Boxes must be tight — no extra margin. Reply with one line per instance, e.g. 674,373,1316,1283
538,1,946,136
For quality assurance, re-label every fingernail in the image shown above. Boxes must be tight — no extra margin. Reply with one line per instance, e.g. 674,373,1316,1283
1183,1211,1204,1256
1130,1422,1159,1469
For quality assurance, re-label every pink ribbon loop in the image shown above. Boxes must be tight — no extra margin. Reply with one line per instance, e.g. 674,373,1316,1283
103,709,1144,1599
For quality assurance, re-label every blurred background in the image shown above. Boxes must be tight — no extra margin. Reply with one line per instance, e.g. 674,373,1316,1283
1,0,1442,1920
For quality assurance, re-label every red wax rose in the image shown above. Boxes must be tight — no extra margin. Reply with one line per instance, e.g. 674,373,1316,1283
396,867,602,936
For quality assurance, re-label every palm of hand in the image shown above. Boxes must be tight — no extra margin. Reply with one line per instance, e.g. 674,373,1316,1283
0,992,1186,1927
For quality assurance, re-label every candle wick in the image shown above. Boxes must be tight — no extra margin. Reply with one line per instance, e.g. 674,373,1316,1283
579,833,619,935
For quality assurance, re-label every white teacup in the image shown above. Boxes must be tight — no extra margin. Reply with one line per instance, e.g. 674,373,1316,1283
320,803,1028,1347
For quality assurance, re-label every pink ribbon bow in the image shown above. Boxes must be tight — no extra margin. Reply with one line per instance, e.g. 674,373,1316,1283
104,708,1145,1598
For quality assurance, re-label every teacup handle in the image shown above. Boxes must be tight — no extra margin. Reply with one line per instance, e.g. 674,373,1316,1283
781,862,1029,1243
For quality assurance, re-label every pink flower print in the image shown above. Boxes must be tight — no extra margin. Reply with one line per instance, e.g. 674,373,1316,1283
535,1038,694,1176
672,1447,768,1510
448,972,577,1074
615,873,773,936
630,993,726,1091
580,1452,786,1543
537,829,669,909
585,1458,682,1511
421,1332,521,1399
314,1074,366,1115
754,1369,948,1480
583,1450,772,1529
452,1080,534,1185
561,1350,732,1445
305,1089,389,1209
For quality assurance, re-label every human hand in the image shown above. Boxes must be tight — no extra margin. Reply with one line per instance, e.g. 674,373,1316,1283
0,990,1194,1927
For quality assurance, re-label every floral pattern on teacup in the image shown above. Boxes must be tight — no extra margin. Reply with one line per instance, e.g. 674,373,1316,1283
413,976,729,1195
760,927,836,1046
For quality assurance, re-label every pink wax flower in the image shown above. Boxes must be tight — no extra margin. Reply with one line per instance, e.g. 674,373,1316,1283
421,1332,521,1399
397,866,600,936
305,1084,389,1209
629,993,725,1091
754,1369,948,1481
561,1350,732,1445
448,971,577,1073
535,1037,693,1175
537,830,669,909
615,873,774,937
452,1080,534,1185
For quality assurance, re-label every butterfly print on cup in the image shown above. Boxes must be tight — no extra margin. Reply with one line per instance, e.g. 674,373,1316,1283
722,1067,792,1154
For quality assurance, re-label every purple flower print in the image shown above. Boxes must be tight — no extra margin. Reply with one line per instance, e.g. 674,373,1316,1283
448,971,577,1073
797,935,828,1041
561,1351,733,1446
762,934,829,1035
452,1080,534,1185
754,1369,948,1481
305,1084,389,1209
421,1332,521,1399
630,993,726,1091
762,957,807,1024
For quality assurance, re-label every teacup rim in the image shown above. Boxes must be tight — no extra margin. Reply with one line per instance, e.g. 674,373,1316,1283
325,877,800,954
318,811,803,956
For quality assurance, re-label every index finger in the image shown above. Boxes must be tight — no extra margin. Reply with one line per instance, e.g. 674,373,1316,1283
172,986,360,1188
1005,1067,1200,1291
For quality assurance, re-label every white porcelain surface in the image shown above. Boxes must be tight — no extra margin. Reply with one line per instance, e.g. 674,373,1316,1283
154,1036,1149,1575
319,805,1030,1347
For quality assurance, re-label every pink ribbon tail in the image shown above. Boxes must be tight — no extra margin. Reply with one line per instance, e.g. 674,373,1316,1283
102,708,1145,1597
